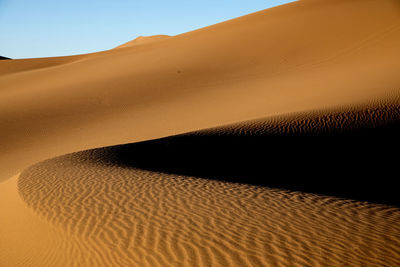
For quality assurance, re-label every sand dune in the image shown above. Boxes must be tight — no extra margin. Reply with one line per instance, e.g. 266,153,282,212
114,35,171,49
13,148,400,266
91,100,400,206
1,0,400,265
1,0,399,180
0,54,87,77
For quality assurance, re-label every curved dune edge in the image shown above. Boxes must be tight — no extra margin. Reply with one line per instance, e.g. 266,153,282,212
1,90,398,266
12,99,400,266
1,0,400,182
15,149,400,267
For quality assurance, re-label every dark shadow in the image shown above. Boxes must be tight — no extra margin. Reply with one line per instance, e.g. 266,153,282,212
0,56,11,60
94,119,400,207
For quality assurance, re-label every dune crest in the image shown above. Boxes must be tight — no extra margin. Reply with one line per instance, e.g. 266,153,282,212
114,35,171,49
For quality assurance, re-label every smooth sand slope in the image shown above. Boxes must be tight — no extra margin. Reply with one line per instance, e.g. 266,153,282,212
1,0,400,266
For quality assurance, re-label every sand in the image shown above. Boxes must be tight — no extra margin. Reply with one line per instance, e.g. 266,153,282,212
114,35,171,49
13,150,400,266
1,0,400,265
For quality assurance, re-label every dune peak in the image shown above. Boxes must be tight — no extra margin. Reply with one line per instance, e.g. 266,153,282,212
114,34,170,49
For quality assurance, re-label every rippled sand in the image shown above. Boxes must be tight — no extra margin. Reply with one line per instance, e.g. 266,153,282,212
13,149,400,266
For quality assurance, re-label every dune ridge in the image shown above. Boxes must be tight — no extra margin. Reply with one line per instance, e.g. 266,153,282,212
114,35,171,49
13,96,400,265
88,97,400,205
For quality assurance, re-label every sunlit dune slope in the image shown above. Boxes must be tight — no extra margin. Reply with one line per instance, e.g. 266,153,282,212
1,0,400,180
0,54,86,76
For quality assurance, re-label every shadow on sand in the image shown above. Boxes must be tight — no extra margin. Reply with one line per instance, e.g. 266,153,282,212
93,120,400,207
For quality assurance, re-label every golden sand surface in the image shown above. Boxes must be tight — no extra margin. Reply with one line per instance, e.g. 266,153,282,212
1,0,400,265
8,150,398,266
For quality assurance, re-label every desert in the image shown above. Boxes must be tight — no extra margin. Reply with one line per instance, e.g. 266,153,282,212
1,0,400,266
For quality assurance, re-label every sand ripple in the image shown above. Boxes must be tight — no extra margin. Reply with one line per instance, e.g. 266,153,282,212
18,149,400,266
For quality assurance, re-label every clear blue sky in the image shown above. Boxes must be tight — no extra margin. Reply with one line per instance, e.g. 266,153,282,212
0,0,295,59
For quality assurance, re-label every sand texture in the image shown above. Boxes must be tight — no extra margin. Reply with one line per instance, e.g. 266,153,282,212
15,149,400,266
1,0,400,266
